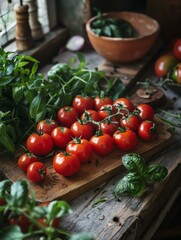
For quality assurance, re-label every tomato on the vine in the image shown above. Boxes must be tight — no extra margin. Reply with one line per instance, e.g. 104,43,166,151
66,138,92,163
171,63,181,84
72,95,94,114
36,119,58,135
26,132,54,156
17,153,39,172
113,129,137,152
98,104,116,119
136,103,154,121
57,106,79,128
120,113,140,132
51,126,72,149
53,152,80,177
70,120,94,140
154,53,178,78
90,133,114,155
94,96,113,111
100,117,118,136
173,38,181,61
113,97,135,112
81,109,102,129
27,162,47,182
138,120,157,141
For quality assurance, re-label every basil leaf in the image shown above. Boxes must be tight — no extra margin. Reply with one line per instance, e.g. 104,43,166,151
0,225,24,240
113,172,146,198
145,164,168,184
122,153,146,175
29,93,46,122
0,122,15,155
12,86,25,104
0,179,11,198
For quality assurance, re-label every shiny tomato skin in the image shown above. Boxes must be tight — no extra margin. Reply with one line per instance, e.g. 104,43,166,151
98,104,116,119
36,119,58,135
154,54,178,78
113,98,135,112
70,121,94,140
136,103,154,121
72,95,94,114
171,63,181,84
113,129,137,152
100,117,118,136
94,96,113,111
53,152,80,176
57,106,79,128
173,39,181,61
51,126,72,149
17,153,39,172
66,138,92,163
90,133,114,155
138,120,157,141
26,133,54,156
120,114,140,132
27,162,47,182
81,109,102,129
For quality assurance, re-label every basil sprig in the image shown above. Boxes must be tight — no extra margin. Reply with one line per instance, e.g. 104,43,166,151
113,153,168,198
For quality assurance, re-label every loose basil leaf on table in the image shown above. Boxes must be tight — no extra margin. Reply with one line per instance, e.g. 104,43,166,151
144,164,168,184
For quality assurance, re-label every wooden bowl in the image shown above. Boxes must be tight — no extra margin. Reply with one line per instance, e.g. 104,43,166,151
86,12,160,63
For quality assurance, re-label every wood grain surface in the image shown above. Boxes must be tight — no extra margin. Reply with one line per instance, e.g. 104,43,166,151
0,118,172,203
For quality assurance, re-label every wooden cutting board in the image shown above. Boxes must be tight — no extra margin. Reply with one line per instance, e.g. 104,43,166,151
0,118,172,203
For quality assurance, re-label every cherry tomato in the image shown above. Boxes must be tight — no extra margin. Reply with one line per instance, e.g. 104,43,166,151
113,97,135,112
26,132,54,156
72,95,94,114
70,120,94,140
120,114,140,132
171,63,181,84
100,117,118,136
66,138,92,163
36,119,58,135
113,129,137,152
0,198,6,206
9,215,31,233
154,54,178,78
90,133,114,155
53,152,80,176
136,103,154,121
17,153,39,172
51,126,72,149
138,120,157,141
94,96,113,110
98,104,116,119
57,106,79,128
27,162,47,182
81,109,102,129
173,38,181,61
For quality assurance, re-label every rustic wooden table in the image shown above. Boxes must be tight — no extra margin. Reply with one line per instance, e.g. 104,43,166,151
0,48,181,240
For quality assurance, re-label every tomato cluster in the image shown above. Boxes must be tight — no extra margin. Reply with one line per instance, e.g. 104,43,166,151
18,95,157,181
154,38,181,84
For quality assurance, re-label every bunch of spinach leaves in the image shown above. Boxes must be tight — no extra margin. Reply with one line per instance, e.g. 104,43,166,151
91,12,136,38
113,153,168,198
0,48,125,156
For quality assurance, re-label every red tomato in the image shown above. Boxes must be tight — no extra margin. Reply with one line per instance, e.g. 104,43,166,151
51,126,72,149
154,54,178,78
57,106,79,128
90,133,114,155
0,198,6,206
36,119,58,135
120,114,140,132
100,117,118,136
98,104,116,119
26,132,54,156
113,98,135,112
27,162,47,182
17,153,39,172
72,95,94,114
171,63,181,84
53,152,80,176
136,104,154,121
81,109,102,129
94,96,113,110
173,38,181,61
138,120,157,141
70,121,94,140
66,138,92,163
113,129,137,151
9,215,31,233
